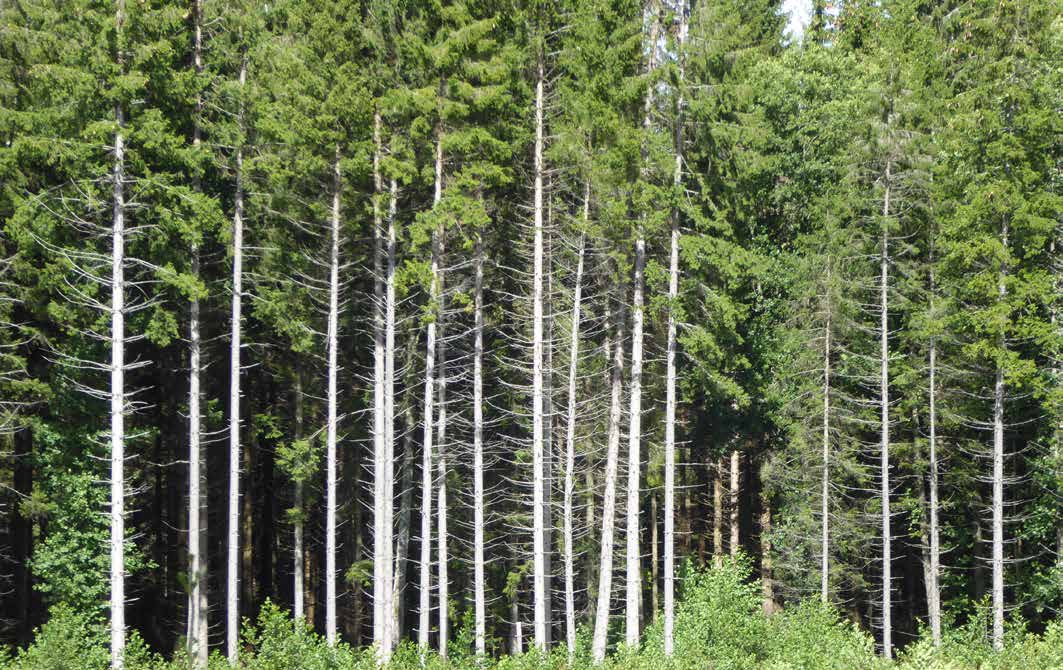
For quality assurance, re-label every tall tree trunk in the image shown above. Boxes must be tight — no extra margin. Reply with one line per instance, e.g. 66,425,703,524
713,458,723,567
226,53,247,665
663,7,686,655
187,2,208,663
383,175,398,652
730,450,740,556
927,262,941,646
293,372,305,619
760,485,778,614
562,195,587,661
626,2,660,646
991,219,1009,651
371,109,392,660
394,401,415,641
473,234,486,656
110,6,127,662
325,148,342,645
650,493,659,622
418,128,444,654
592,307,625,664
435,218,449,659
530,54,549,652
821,268,832,604
880,166,892,659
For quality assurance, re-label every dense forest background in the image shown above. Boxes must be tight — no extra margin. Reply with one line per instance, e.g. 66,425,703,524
0,0,1060,667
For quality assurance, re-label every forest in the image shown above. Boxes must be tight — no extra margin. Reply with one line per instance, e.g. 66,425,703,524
0,0,1060,668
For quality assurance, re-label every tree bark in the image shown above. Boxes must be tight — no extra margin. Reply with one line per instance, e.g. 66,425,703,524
473,233,486,656
293,372,305,620
713,458,723,567
226,53,246,665
562,205,587,661
927,262,941,646
110,5,127,660
531,53,548,652
730,450,740,556
880,166,892,659
383,175,398,652
187,2,208,663
991,219,1009,651
592,307,625,664
325,148,341,645
821,267,832,604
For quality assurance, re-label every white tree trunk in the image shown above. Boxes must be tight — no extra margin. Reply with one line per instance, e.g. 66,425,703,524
473,235,486,656
371,110,390,660
531,55,548,653
730,450,740,556
626,3,660,645
226,55,246,665
820,286,831,605
109,67,126,670
562,191,588,661
927,263,941,647
880,171,892,659
435,224,449,659
991,219,1009,651
664,6,687,655
187,2,208,663
418,131,444,654
325,149,341,645
293,373,305,620
592,310,625,664
383,176,398,654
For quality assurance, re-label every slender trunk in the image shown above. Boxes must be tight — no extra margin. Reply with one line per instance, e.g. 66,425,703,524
880,168,892,659
626,3,660,646
563,196,588,660
384,176,398,651
713,459,723,567
650,494,659,621
226,54,246,665
187,2,208,663
592,307,625,664
325,148,341,645
293,373,305,619
991,219,1009,651
110,5,127,661
663,7,685,653
473,234,486,656
927,263,941,646
531,54,548,652
394,402,415,640
511,591,523,655
371,110,391,660
436,223,449,659
729,450,740,556
821,269,832,604
418,129,444,653
760,489,777,614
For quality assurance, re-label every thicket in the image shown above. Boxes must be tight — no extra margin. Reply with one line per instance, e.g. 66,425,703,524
5,560,1060,670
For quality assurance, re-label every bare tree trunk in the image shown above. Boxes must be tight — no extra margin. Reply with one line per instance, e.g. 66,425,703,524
394,402,415,641
371,110,392,661
927,263,941,647
562,203,587,661
626,2,660,647
760,488,778,615
592,308,625,664
110,6,127,662
991,219,1009,651
325,149,342,645
663,7,686,654
383,176,398,652
713,458,723,567
293,373,305,620
436,214,448,658
226,53,247,666
473,234,486,656
880,169,892,659
650,493,659,622
821,272,831,604
418,129,444,654
187,2,208,663
531,54,548,652
730,450,740,556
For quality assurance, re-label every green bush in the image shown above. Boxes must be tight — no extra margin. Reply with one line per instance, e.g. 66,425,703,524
3,568,1059,669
